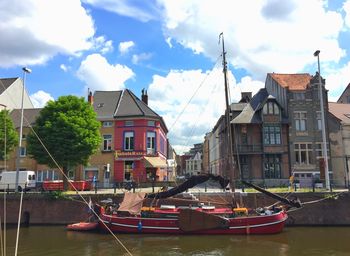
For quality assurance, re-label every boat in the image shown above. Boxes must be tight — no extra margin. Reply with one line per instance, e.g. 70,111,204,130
94,174,297,235
93,34,300,235
66,222,98,232
96,198,287,235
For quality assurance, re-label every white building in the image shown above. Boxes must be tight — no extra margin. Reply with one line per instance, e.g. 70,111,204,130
185,152,202,176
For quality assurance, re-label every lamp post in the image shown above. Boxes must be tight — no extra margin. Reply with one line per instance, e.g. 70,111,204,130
15,67,31,192
313,50,330,190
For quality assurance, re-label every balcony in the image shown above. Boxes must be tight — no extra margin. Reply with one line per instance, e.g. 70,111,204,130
234,144,262,154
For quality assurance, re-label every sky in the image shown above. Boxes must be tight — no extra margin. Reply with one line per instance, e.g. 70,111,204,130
1,0,350,154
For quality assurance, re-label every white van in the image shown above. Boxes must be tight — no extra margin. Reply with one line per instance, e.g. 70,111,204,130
0,171,36,191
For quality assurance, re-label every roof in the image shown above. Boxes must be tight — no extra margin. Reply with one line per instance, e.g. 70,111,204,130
115,89,160,118
269,73,312,91
93,91,122,118
0,77,18,95
328,102,350,124
336,83,350,103
93,89,168,132
232,88,269,124
10,108,42,128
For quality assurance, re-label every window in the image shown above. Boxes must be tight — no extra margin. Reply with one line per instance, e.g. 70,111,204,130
103,134,112,151
347,96,350,103
263,102,280,115
124,132,134,151
264,155,281,178
294,92,305,100
263,125,281,145
36,170,59,182
295,143,313,165
124,161,134,181
316,112,322,130
147,132,156,154
102,121,113,127
315,142,329,158
294,111,307,131
20,147,26,157
125,120,134,127
147,120,155,126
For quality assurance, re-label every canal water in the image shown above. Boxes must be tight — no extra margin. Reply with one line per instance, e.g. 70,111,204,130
4,226,350,256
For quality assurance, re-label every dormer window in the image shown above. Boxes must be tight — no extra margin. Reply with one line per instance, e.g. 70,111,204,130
263,102,279,115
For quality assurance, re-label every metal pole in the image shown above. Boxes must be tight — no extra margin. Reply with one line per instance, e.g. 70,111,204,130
219,32,234,191
314,50,330,190
15,67,31,192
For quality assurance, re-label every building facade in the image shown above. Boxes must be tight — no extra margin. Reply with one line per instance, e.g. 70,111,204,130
231,89,290,186
265,73,331,187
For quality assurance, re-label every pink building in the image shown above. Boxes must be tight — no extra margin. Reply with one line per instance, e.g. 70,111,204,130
91,89,168,183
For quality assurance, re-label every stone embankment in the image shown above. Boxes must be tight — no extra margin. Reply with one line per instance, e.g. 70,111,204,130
0,191,349,226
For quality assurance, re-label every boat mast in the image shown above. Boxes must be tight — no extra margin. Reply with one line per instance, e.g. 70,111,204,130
219,33,234,190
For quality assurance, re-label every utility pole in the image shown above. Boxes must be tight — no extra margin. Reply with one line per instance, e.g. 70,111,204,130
314,50,330,190
15,67,31,192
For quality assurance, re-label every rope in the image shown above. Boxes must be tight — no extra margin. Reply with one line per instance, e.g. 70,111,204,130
0,79,134,256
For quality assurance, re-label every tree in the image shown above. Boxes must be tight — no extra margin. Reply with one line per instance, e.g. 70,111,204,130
27,96,101,190
0,110,19,161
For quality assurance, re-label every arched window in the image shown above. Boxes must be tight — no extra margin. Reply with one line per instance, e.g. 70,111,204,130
263,101,279,115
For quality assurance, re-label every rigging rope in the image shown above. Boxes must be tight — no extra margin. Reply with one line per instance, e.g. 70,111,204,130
0,79,134,256
167,56,221,134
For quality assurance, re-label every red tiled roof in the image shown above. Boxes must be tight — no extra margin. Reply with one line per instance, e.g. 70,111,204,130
269,73,312,91
328,102,350,124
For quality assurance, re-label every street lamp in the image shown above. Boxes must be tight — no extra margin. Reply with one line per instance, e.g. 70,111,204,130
15,67,31,192
313,50,330,190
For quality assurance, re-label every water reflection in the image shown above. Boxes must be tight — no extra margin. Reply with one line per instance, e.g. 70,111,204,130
3,226,350,256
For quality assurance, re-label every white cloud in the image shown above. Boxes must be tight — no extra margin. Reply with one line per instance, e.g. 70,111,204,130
326,61,350,101
158,0,345,79
82,0,161,22
0,0,95,68
132,53,153,64
60,64,68,72
93,36,113,54
119,41,135,55
344,0,350,28
76,53,135,92
30,90,54,108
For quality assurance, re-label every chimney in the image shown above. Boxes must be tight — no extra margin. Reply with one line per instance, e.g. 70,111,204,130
239,92,252,103
141,88,148,105
88,90,94,105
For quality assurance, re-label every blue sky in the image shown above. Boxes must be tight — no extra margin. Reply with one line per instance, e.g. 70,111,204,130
1,0,350,154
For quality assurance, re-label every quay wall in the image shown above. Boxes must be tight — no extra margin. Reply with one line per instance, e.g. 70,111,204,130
0,192,349,226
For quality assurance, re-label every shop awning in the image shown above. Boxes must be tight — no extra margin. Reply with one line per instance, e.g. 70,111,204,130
144,156,167,168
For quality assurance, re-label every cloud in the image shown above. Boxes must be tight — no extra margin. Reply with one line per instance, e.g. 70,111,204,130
93,36,114,54
82,0,161,22
0,0,95,68
119,41,135,55
60,64,68,72
147,67,264,154
344,0,350,28
326,60,350,101
132,53,153,64
76,53,135,92
30,90,54,108
158,0,345,80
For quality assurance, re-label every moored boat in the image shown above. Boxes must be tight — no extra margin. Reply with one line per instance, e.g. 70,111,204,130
66,222,98,232
97,203,287,235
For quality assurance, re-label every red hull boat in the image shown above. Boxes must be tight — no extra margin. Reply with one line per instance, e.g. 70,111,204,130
66,222,98,231
97,205,287,235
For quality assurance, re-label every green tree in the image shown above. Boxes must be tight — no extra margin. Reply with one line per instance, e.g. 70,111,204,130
0,110,19,160
27,96,101,190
